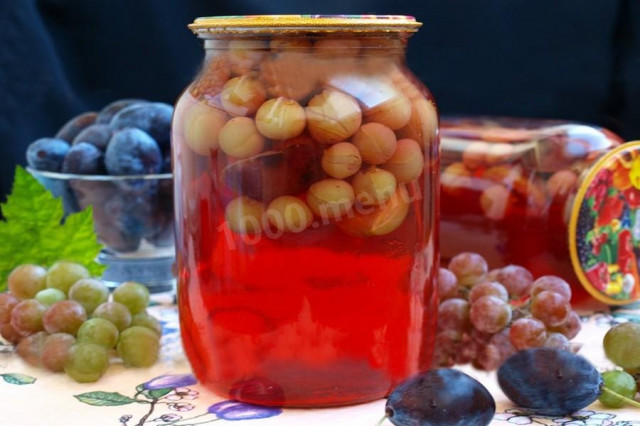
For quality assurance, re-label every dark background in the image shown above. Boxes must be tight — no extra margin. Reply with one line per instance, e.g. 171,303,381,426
2,0,640,202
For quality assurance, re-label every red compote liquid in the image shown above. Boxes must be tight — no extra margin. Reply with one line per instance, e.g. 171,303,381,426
175,142,437,406
172,17,439,405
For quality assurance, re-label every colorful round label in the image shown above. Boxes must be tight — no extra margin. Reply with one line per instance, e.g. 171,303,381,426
570,141,640,305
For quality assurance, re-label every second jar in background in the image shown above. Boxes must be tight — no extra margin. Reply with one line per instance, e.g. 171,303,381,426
440,116,640,307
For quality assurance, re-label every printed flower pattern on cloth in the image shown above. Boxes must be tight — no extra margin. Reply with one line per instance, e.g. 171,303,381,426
494,409,640,426
73,373,282,425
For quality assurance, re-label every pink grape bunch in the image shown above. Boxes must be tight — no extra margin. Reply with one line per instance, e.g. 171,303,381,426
0,262,162,383
434,252,581,371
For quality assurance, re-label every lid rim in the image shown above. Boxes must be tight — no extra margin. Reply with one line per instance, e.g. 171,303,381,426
188,15,422,34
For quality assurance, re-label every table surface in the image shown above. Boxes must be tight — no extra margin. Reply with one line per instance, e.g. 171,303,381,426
2,295,640,426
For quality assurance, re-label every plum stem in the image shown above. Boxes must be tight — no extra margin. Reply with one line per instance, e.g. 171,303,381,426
602,386,640,408
374,415,388,426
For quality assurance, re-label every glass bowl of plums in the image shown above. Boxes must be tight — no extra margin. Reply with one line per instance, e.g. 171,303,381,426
26,99,175,293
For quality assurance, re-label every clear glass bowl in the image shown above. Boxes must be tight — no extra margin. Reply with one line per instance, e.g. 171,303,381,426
28,168,175,292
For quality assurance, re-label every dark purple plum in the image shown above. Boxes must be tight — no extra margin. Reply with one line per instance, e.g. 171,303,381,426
498,347,602,416
93,192,149,253
146,179,174,247
72,124,113,151
105,128,162,175
26,138,71,172
62,142,106,175
55,112,98,142
70,180,117,209
161,151,172,173
110,103,173,150
386,369,495,426
96,99,148,124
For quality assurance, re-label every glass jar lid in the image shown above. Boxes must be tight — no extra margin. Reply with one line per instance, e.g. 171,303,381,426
189,15,422,35
569,141,640,305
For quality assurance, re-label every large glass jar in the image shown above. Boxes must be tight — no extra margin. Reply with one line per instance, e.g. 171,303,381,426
440,116,640,308
173,16,439,407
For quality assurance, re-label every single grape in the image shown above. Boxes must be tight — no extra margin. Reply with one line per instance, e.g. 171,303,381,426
470,328,493,345
1,322,21,343
490,327,516,360
470,295,512,333
474,344,502,371
131,312,162,336
117,326,160,367
603,322,640,370
438,268,459,300
599,370,637,408
34,288,66,306
68,278,109,314
469,281,508,304
543,332,571,351
530,275,572,301
92,302,132,331
10,299,47,336
454,335,480,365
43,300,87,335
509,318,547,350
484,268,501,282
549,311,582,340
498,348,602,416
64,343,110,383
77,318,119,349
385,369,495,426
530,290,571,327
46,261,90,295
0,292,19,324
112,281,150,315
447,252,488,287
16,331,48,366
438,298,471,331
494,265,533,299
41,333,75,372
7,264,47,299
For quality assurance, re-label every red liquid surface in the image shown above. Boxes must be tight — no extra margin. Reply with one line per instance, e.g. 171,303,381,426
175,148,437,407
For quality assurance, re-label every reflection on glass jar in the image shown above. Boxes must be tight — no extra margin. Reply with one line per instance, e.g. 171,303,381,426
439,116,640,307
173,15,439,407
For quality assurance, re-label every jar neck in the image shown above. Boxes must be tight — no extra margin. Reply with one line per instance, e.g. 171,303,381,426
202,34,407,61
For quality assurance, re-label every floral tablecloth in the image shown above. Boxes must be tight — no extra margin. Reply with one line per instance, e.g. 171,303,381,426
2,296,640,426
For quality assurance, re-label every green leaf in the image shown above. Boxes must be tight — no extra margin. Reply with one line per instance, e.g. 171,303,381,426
148,388,174,398
0,166,106,291
1,373,36,385
74,391,138,406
